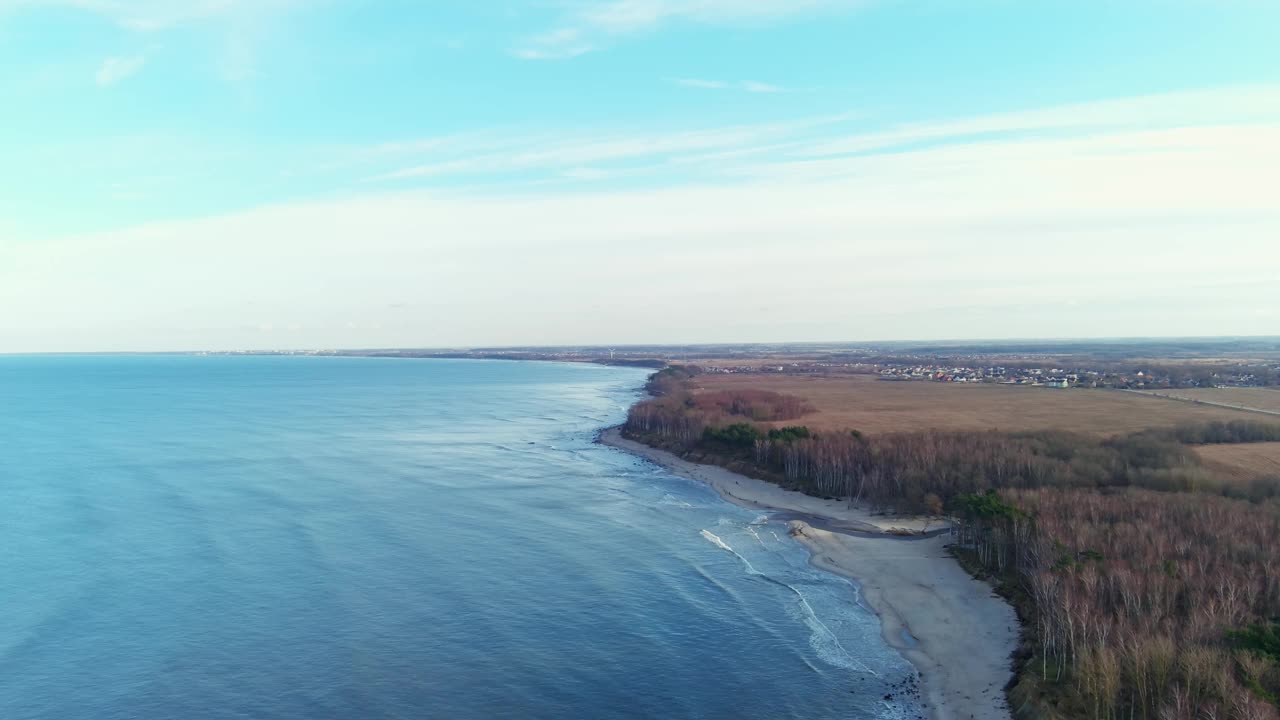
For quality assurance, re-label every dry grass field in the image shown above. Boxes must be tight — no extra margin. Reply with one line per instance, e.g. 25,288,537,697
694,373,1265,436
1194,442,1280,480
1134,387,1280,416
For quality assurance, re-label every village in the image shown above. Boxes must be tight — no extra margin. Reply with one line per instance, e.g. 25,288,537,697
222,344,1280,391
701,360,1279,390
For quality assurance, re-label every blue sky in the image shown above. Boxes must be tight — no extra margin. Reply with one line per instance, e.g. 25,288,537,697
1,0,1278,351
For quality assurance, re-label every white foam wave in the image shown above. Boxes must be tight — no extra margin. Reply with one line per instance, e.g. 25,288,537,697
699,530,765,575
700,528,876,676
699,529,735,554
661,493,693,508
788,584,877,675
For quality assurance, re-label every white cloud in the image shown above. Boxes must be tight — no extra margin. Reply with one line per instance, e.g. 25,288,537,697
511,27,594,60
368,119,819,181
799,85,1280,159
515,0,867,59
674,78,785,92
5,0,300,90
0,0,299,31
359,85,1278,193
5,87,1279,351
560,167,611,180
95,55,145,86
580,0,864,33
675,78,729,89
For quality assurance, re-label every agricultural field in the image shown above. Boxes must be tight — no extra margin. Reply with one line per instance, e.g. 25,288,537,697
1135,386,1280,416
1195,441,1280,480
693,372,1265,436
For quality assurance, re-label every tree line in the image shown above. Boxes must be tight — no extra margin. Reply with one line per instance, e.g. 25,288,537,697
956,488,1280,720
626,394,1280,511
622,368,1280,718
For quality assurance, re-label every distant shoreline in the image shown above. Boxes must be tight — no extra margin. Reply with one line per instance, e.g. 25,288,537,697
597,426,1018,720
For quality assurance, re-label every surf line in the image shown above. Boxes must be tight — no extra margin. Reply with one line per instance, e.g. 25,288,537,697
699,529,877,676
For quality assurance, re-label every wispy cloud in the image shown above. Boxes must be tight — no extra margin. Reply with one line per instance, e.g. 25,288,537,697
675,78,729,89
675,78,785,93
514,0,867,59
511,27,595,60
560,167,612,181
4,0,300,89
580,0,865,33
795,85,1280,159
368,128,764,181
0,0,301,31
8,102,1277,350
365,116,847,182
355,85,1279,202
95,55,145,86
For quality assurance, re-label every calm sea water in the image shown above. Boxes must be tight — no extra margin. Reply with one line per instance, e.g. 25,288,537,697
0,356,920,720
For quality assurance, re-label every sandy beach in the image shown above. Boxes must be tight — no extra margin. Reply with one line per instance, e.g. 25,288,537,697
599,427,1018,720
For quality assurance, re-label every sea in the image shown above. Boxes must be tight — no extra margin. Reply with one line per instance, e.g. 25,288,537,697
0,355,922,720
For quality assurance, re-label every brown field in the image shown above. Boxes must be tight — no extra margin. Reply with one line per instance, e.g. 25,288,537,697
1134,387,1280,416
1194,442,1280,480
692,357,826,370
695,373,1266,436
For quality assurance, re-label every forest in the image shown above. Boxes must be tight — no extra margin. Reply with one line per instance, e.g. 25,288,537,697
623,367,1280,720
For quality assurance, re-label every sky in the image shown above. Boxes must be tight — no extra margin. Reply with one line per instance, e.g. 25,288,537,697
1,0,1278,352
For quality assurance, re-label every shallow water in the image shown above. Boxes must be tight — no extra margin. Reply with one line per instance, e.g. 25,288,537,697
0,356,921,719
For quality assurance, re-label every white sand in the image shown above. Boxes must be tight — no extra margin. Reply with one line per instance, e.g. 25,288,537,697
600,427,1019,720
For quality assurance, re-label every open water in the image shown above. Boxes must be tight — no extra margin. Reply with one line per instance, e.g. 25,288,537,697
0,355,921,719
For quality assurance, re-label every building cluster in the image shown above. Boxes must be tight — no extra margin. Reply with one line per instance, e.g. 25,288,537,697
700,360,1280,390
875,363,1280,389
216,348,1279,390
701,364,804,374
878,365,1082,387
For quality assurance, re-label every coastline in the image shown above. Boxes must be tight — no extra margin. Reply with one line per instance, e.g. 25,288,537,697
599,426,1018,720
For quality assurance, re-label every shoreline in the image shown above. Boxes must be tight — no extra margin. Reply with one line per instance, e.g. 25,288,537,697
598,426,1018,720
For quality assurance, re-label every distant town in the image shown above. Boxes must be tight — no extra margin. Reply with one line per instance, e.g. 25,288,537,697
705,361,1279,389
216,337,1280,390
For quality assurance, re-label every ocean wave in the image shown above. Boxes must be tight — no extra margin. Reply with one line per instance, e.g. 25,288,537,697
1,357,911,719
699,529,736,555
699,528,877,676
660,493,693,508
788,584,877,676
